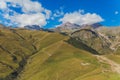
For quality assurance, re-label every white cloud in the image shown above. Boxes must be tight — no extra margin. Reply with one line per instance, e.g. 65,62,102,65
10,13,46,27
44,9,52,19
0,0,51,27
60,10,104,25
51,7,64,20
5,0,44,13
0,0,7,9
115,11,119,15
53,10,64,17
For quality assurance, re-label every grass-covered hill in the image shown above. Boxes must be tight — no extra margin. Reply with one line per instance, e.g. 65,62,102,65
0,26,120,80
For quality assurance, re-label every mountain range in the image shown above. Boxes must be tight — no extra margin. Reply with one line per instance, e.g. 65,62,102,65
0,23,120,80
52,22,102,33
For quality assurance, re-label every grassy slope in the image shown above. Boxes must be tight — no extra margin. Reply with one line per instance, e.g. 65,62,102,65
0,28,38,79
16,30,120,80
0,28,120,80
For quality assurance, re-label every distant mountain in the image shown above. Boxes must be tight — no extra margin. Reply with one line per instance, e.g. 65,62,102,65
24,25,42,30
24,25,54,32
52,22,102,33
59,22,80,29
91,23,102,28
80,23,102,29
52,22,81,33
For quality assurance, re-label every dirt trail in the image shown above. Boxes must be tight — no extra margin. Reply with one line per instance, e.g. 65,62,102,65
95,55,120,74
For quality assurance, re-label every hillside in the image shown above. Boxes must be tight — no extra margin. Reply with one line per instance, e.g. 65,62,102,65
70,28,112,54
0,27,120,80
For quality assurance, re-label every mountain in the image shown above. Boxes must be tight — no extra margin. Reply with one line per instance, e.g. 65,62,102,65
58,22,80,30
24,25,42,30
53,22,102,33
81,23,102,29
24,25,54,32
70,26,120,54
96,27,120,52
0,25,120,80
91,23,102,28
70,28,112,54
52,22,81,33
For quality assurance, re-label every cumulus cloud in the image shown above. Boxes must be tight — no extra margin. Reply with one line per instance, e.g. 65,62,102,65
5,0,44,13
10,13,46,27
0,0,51,27
60,10,104,25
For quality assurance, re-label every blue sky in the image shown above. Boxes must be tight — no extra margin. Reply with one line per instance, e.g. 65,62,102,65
0,0,120,28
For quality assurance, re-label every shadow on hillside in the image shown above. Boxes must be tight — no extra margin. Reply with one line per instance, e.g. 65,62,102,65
66,38,99,55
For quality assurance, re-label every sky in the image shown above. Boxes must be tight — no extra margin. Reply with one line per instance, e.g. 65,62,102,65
0,0,120,28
